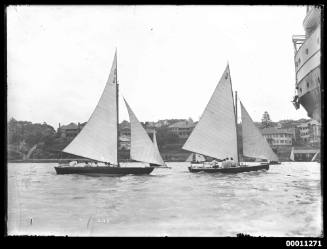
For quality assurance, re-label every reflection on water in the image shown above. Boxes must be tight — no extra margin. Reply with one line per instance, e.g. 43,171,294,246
7,162,322,237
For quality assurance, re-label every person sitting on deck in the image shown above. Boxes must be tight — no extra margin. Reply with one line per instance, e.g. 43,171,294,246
69,161,78,167
229,157,237,167
211,160,218,168
222,158,232,168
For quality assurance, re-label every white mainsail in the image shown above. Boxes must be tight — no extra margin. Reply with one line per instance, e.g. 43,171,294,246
186,153,206,162
124,99,165,166
63,52,118,164
240,102,279,162
182,65,238,162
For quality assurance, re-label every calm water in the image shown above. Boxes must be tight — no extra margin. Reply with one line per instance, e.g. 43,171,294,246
7,162,322,237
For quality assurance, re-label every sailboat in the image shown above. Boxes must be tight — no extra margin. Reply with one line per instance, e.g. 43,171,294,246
182,65,279,173
55,51,166,176
149,129,168,167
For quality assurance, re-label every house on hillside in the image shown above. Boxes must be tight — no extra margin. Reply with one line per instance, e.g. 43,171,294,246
119,120,131,137
58,122,84,138
261,127,295,146
168,119,196,139
297,120,320,146
119,135,131,150
155,120,170,128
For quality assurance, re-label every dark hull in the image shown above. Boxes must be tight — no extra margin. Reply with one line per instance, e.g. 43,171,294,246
149,163,161,167
54,166,154,176
269,161,281,165
188,163,269,173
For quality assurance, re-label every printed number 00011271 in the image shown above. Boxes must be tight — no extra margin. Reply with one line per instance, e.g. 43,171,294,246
286,240,322,247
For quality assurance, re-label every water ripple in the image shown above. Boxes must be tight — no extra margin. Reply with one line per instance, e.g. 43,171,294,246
7,162,322,237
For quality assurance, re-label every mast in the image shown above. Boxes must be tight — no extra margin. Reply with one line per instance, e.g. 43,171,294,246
233,89,240,162
229,63,239,162
116,49,119,165
229,64,240,163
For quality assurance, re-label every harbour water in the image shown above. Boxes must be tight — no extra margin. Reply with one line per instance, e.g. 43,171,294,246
7,162,322,237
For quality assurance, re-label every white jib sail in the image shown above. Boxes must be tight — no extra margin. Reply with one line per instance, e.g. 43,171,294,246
153,130,159,151
63,51,118,164
240,101,279,162
153,130,166,165
182,65,238,162
124,99,165,166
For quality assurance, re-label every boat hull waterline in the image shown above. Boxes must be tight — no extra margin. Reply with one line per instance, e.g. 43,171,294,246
54,166,155,176
188,163,269,173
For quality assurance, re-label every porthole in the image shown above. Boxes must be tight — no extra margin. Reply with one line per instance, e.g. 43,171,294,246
307,82,310,88
305,48,309,55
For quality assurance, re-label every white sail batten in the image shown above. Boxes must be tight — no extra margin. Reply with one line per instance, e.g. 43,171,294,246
182,65,238,162
124,99,165,166
240,102,278,162
63,52,118,164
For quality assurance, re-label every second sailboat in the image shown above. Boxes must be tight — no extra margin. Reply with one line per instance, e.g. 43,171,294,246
182,65,278,173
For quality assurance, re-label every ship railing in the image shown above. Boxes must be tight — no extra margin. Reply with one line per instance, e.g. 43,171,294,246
292,35,306,53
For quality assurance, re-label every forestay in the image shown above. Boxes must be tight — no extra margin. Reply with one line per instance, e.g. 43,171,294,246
124,99,165,166
63,52,118,164
182,65,238,162
240,102,279,162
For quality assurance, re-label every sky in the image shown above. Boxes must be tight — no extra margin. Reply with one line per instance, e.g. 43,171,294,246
7,5,310,129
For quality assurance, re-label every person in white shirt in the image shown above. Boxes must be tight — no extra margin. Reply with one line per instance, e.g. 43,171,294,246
69,161,78,167
222,157,234,168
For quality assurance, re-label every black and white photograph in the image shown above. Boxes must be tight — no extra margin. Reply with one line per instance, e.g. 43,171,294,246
6,5,322,237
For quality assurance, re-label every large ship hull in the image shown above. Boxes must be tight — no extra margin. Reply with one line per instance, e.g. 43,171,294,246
298,81,321,122
54,166,154,176
188,163,269,173
292,7,321,122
